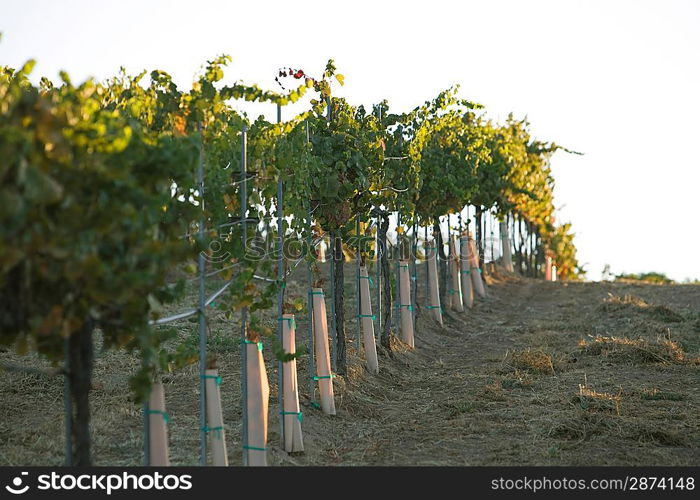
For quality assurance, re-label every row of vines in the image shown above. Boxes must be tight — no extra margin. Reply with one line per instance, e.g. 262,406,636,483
0,54,581,465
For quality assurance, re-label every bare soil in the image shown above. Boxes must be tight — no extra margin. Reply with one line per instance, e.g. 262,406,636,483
1,264,698,466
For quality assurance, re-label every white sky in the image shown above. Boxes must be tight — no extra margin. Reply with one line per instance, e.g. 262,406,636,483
2,0,699,281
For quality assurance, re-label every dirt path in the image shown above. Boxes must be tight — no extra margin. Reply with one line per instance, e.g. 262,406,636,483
284,272,699,466
1,270,698,466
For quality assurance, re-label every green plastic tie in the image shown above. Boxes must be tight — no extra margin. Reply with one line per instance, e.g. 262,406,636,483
310,402,321,410
461,270,471,275
359,275,374,286
201,374,222,385
313,374,336,380
201,425,224,438
426,305,443,312
398,264,410,269
243,445,267,452
357,314,376,320
308,291,324,296
146,409,170,424
280,411,304,423
396,304,413,311
278,317,296,329
242,339,264,351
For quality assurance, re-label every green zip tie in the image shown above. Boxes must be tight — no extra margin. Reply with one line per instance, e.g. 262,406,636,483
359,275,374,286
426,305,443,311
201,374,222,385
201,425,224,438
311,402,321,410
398,264,410,269
447,289,462,296
396,304,413,311
242,340,264,351
280,411,304,423
357,314,376,320
146,409,170,424
461,270,471,275
313,374,336,380
309,291,324,296
243,445,267,452
278,317,296,329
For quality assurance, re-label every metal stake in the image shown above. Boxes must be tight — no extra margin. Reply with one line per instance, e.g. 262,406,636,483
240,126,249,466
197,126,207,466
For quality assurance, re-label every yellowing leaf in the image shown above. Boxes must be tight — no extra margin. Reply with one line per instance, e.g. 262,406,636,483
335,74,345,86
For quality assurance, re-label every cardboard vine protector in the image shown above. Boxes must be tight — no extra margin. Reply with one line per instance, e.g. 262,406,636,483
500,221,514,272
281,313,304,452
148,381,170,466
311,288,336,415
204,368,228,465
467,236,487,298
359,266,379,374
448,237,464,312
459,235,475,308
245,332,269,466
426,242,443,325
398,259,415,347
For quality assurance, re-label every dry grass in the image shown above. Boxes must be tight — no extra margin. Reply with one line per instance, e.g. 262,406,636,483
600,293,684,322
549,412,620,442
502,348,557,375
573,381,622,415
578,334,687,364
601,293,650,311
2,266,698,466
640,388,685,401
